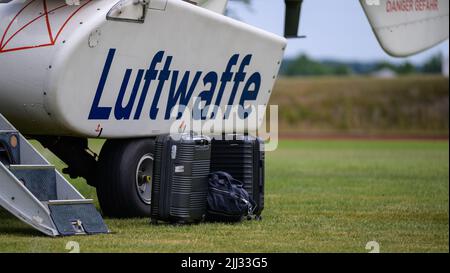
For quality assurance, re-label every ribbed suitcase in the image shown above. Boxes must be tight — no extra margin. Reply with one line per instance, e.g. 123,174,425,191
151,134,211,224
210,135,265,217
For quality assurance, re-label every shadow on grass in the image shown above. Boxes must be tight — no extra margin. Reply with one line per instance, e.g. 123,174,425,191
0,208,46,237
0,226,43,237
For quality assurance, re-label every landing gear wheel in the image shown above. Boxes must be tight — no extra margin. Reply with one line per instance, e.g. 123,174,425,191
135,154,154,205
96,138,155,218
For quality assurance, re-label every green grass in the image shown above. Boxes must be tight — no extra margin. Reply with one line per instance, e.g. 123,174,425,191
0,140,448,253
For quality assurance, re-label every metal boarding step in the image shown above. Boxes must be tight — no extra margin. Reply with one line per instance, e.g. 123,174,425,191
0,114,108,236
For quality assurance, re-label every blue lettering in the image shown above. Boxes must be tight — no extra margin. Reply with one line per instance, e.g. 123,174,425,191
225,54,252,119
88,48,116,120
150,55,172,120
134,51,164,120
114,69,144,120
165,70,202,119
211,54,239,118
196,71,218,120
89,49,263,122
239,72,261,119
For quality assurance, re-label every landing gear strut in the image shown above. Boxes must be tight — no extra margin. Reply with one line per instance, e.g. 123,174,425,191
36,137,98,186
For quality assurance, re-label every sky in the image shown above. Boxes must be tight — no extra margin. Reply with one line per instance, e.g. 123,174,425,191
228,0,449,64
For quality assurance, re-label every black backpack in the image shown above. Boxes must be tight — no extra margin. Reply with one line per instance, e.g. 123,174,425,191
205,172,256,222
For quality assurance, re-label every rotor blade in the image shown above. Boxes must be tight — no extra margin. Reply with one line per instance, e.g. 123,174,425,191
360,0,449,57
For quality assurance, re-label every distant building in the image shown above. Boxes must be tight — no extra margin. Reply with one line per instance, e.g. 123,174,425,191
371,68,397,78
443,55,449,77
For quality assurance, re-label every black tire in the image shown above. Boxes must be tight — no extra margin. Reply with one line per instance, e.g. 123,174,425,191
96,138,155,218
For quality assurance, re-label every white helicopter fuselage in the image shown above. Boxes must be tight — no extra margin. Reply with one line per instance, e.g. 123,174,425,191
0,0,286,138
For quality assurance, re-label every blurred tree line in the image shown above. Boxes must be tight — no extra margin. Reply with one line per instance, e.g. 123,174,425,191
374,55,443,75
282,53,445,76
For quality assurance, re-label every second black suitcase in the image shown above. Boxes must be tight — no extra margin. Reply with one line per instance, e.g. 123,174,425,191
210,134,265,217
151,134,211,224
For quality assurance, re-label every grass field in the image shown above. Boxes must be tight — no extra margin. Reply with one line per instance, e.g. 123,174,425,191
0,139,448,253
272,76,449,135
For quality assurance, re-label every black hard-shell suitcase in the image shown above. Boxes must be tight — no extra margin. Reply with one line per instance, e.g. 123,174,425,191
210,134,265,217
151,134,211,224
